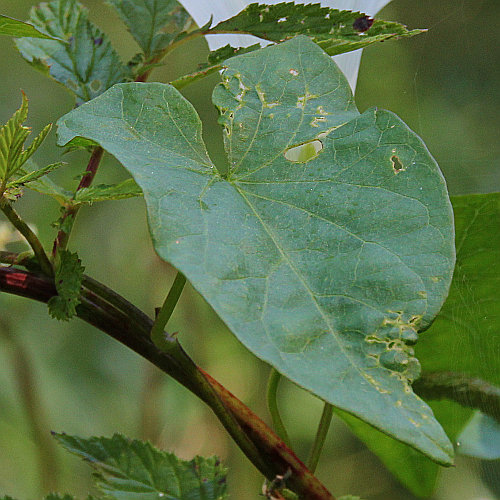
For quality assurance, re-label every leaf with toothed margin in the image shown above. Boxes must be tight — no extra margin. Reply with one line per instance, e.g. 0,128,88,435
0,14,63,40
207,2,424,57
56,36,455,463
15,0,131,104
107,0,193,59
53,433,228,500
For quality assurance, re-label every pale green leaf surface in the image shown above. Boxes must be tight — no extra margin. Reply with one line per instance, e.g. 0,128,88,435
53,433,228,500
15,0,131,103
0,14,62,39
56,36,455,463
209,3,424,57
458,411,500,460
336,192,500,496
107,0,192,58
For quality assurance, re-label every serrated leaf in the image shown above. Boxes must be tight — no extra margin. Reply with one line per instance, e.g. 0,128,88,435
207,2,424,57
0,14,62,40
20,160,72,204
336,192,500,496
107,0,193,59
15,0,131,104
7,162,64,189
74,178,142,203
48,250,84,320
207,42,263,66
53,433,228,500
56,36,455,463
0,93,51,183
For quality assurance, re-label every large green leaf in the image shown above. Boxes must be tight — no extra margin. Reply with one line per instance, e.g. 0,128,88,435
107,0,193,58
337,192,500,496
53,433,227,500
15,0,130,103
207,2,424,57
0,14,62,39
57,36,455,463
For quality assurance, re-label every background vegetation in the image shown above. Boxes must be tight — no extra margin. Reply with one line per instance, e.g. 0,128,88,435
0,0,498,498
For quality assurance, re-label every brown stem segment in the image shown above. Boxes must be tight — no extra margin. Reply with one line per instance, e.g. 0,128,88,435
0,265,334,500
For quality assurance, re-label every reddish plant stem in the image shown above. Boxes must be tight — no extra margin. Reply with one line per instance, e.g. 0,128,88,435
0,265,335,500
52,147,104,256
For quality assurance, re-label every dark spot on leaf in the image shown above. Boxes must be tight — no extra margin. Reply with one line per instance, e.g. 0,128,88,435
93,37,103,46
353,16,374,32
391,155,405,174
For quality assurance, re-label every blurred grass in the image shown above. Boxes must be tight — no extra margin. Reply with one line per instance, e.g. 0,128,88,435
0,0,499,499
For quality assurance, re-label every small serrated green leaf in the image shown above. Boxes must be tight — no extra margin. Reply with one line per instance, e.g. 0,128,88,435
48,250,84,320
7,162,64,189
0,93,51,183
74,179,142,204
53,433,228,500
15,0,131,103
107,0,193,59
208,2,424,56
0,14,63,40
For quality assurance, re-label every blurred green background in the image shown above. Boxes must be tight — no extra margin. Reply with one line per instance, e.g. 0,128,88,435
0,0,499,498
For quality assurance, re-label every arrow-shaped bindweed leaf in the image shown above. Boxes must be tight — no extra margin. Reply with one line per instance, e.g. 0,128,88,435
57,36,455,463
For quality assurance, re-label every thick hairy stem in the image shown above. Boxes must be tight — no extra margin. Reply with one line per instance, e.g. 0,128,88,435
0,265,334,500
414,371,500,423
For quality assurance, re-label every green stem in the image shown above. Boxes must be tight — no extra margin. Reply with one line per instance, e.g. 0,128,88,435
414,371,500,423
150,271,186,351
0,199,53,276
307,403,333,473
267,368,291,447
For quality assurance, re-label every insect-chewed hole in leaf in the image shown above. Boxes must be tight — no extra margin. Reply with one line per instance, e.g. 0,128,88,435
284,140,323,163
391,155,405,174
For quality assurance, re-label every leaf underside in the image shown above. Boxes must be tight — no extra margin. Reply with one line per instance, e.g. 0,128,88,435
15,0,130,103
53,433,228,500
57,36,455,463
